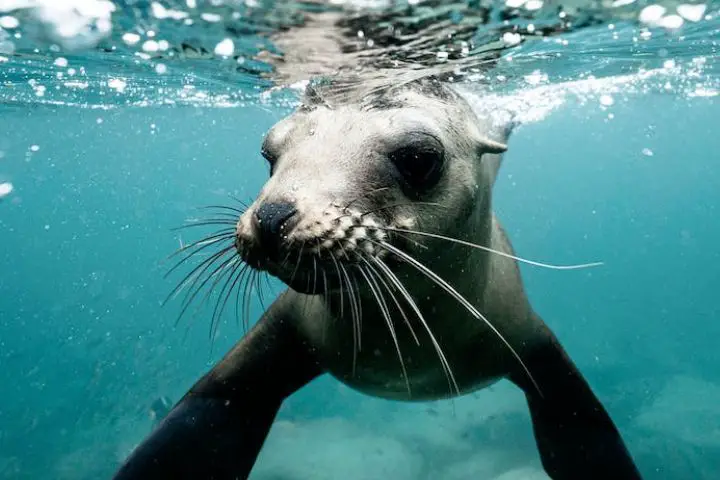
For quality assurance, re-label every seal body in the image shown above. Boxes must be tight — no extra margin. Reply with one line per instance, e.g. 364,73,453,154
113,80,643,480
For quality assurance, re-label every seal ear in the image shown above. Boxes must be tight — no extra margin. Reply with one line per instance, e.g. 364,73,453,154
476,135,508,187
475,110,517,154
480,137,508,154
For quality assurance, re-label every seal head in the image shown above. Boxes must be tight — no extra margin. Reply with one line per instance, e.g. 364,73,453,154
235,80,507,295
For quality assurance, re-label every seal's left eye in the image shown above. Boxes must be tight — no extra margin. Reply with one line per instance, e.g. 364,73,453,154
260,140,279,175
389,134,445,194
260,144,276,164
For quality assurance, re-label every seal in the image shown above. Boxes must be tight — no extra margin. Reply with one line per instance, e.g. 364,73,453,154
113,79,642,480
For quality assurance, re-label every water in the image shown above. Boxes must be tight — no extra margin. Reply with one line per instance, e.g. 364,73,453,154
0,0,718,478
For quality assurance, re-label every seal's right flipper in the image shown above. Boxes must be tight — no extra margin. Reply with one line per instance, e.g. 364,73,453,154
510,324,642,480
113,295,323,480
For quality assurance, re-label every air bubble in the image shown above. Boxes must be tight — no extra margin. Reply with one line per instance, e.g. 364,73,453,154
214,38,235,57
599,94,614,106
0,16,19,29
0,182,13,199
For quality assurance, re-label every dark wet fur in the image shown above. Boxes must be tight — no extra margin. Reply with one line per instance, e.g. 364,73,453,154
301,76,461,112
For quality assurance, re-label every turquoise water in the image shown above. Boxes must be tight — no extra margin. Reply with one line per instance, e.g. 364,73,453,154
1,1,719,479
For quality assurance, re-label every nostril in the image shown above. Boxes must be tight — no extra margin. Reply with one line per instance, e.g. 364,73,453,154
253,201,298,252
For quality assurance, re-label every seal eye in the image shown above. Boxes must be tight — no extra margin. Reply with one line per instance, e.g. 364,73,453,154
388,134,445,194
260,145,276,164
260,143,278,173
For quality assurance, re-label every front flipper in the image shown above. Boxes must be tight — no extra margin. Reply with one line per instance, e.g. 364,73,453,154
510,320,642,480
113,292,323,480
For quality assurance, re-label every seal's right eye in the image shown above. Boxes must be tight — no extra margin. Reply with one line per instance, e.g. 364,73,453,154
388,132,445,196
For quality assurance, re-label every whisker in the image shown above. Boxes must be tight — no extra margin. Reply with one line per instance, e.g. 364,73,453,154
348,269,363,344
175,253,238,328
198,211,239,220
242,269,255,331
165,234,235,278
359,254,420,345
388,231,429,251
329,252,345,320
339,262,360,330
360,201,443,217
330,251,356,374
381,227,604,271
340,263,361,374
209,260,246,341
255,272,269,313
280,246,295,269
321,268,329,308
357,264,412,397
200,256,241,313
334,201,441,227
228,194,250,209
184,217,237,225
372,256,458,396
312,257,319,295
167,231,235,259
376,240,542,397
199,204,245,214
289,242,306,286
262,271,274,296
234,265,251,331
179,254,238,319
207,261,244,355
171,221,236,231
343,186,391,211
338,244,362,351
164,246,234,308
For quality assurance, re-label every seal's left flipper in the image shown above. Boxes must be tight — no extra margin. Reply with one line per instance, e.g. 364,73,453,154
113,294,323,480
510,318,642,480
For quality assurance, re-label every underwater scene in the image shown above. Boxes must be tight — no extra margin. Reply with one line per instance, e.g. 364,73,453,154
0,0,719,478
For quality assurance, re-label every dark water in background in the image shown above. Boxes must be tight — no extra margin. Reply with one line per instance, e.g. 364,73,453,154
1,1,719,479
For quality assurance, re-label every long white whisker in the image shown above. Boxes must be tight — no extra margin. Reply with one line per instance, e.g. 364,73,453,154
329,252,356,375
329,252,345,318
358,255,420,346
356,264,412,397
348,269,364,351
339,262,362,374
376,240,542,397
372,256,460,397
339,244,363,353
380,226,603,271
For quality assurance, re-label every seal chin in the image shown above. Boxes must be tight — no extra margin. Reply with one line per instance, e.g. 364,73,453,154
260,267,326,295
284,275,323,295
247,256,328,295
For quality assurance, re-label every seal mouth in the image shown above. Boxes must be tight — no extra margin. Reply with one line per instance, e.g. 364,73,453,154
165,202,422,331
239,244,385,295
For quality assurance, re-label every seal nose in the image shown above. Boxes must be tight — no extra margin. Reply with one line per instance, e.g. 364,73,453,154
253,201,298,254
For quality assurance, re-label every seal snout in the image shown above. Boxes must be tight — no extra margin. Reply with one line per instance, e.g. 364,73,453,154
253,201,298,257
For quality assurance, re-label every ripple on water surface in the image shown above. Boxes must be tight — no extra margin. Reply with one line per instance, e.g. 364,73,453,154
0,0,717,111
